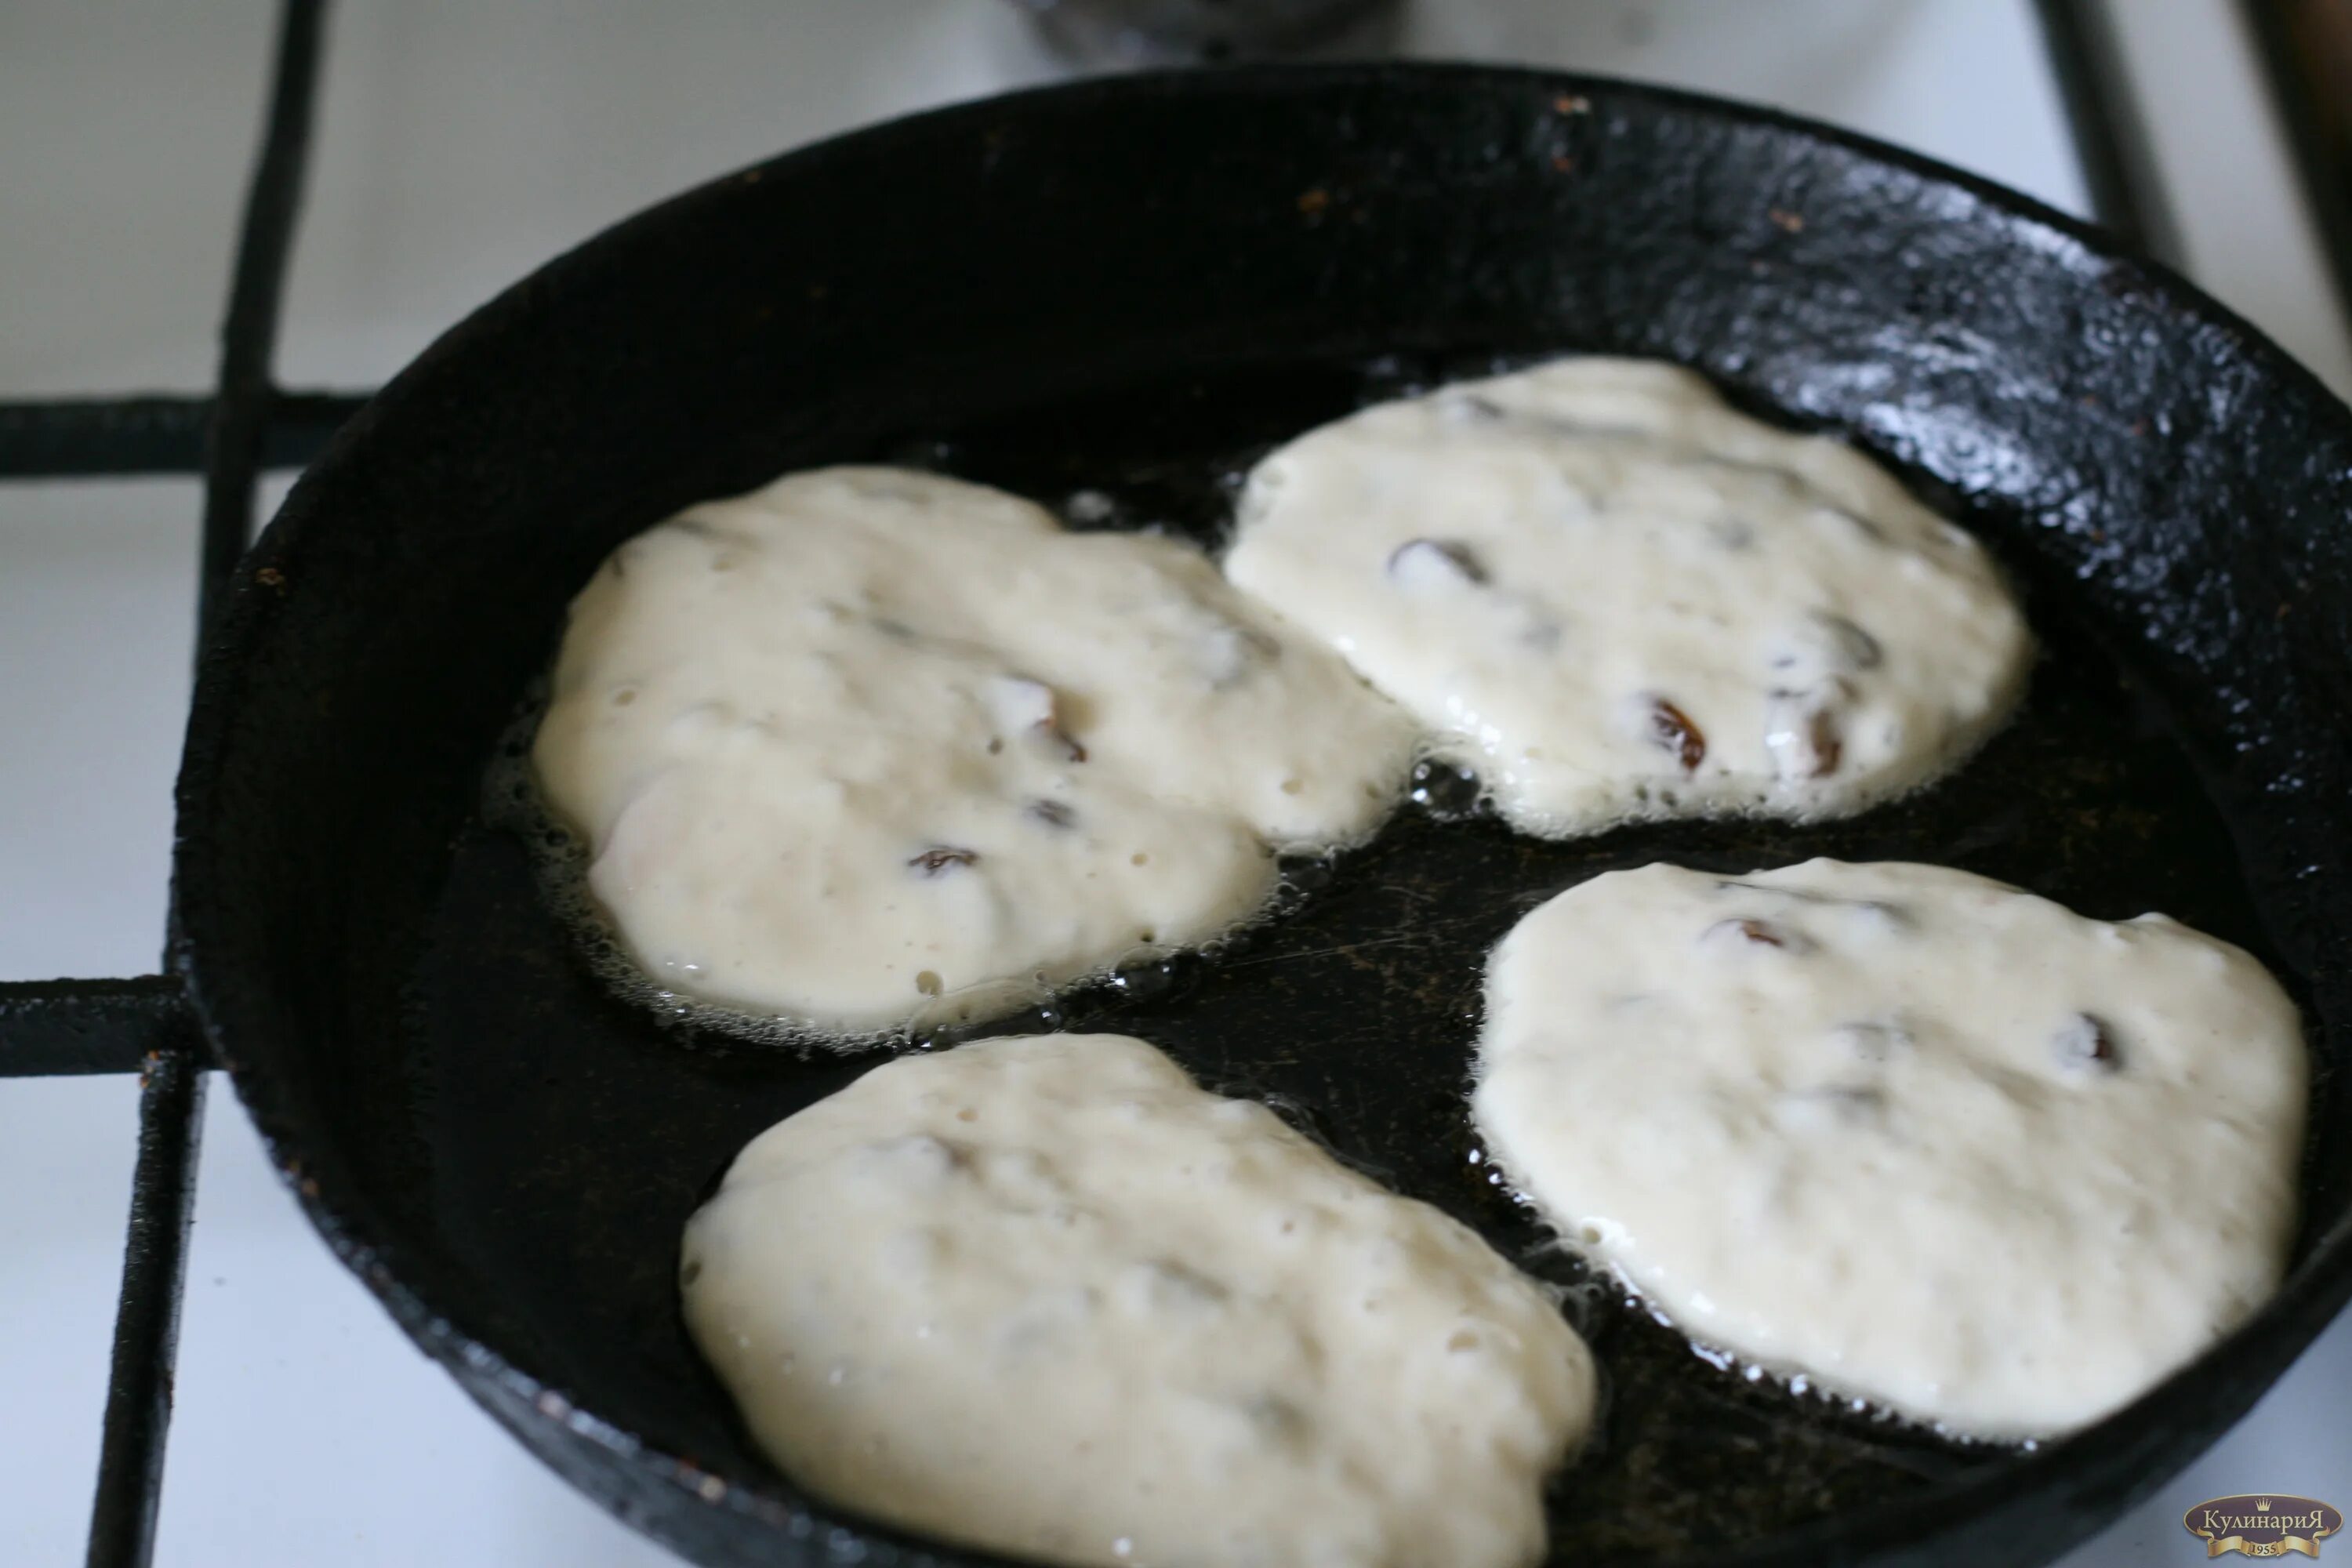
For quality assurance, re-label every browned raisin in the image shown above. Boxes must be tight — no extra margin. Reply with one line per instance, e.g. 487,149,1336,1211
2053,1013,2123,1073
988,674,1087,761
1647,698,1707,772
909,846,979,876
1704,916,1813,953
1765,681,1849,779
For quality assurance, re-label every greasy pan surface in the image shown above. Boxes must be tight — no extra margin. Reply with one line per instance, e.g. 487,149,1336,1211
174,65,2352,1568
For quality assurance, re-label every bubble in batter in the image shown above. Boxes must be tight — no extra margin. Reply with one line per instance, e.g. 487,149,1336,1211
1223,357,2034,837
684,1033,1597,1568
1474,859,2306,1438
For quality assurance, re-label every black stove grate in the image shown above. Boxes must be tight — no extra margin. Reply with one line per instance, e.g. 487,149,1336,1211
0,2,2302,1563
0,4,330,1563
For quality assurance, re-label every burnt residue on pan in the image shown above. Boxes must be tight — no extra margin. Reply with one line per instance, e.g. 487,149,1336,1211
176,67,2352,1568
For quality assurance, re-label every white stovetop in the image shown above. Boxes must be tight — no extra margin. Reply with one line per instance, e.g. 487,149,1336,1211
2,3,2347,1565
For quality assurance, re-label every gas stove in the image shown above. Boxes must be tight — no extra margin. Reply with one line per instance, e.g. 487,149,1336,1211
3,3,2347,1565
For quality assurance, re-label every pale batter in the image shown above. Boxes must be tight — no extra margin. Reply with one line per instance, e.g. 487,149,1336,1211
1474,860,2306,1438
1224,358,2034,836
532,467,1416,1032
684,1033,1597,1568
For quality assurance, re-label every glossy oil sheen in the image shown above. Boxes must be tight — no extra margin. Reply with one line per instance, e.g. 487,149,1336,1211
172,66,2352,1568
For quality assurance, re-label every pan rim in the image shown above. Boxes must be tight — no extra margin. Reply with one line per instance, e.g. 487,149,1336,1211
170,59,2352,1568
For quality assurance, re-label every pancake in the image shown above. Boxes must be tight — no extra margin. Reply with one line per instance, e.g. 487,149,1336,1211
1473,859,2306,1438
684,1033,1598,1568
1223,358,2032,837
533,467,1415,1033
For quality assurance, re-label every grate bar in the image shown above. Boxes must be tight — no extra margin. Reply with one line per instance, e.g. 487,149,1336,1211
84,1049,209,1568
0,392,366,480
84,1,329,1564
2239,0,2352,336
196,0,329,640
0,978,205,1078
2031,0,2185,264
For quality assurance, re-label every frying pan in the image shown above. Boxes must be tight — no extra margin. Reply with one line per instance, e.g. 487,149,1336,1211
172,64,2352,1568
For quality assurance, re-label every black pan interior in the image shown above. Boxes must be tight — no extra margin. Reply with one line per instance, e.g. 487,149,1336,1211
174,67,2352,1568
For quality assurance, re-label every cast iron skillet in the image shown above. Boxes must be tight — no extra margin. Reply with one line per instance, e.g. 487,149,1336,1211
172,64,2352,1568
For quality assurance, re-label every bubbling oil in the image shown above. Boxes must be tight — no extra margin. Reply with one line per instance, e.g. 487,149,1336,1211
1466,1130,2023,1453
